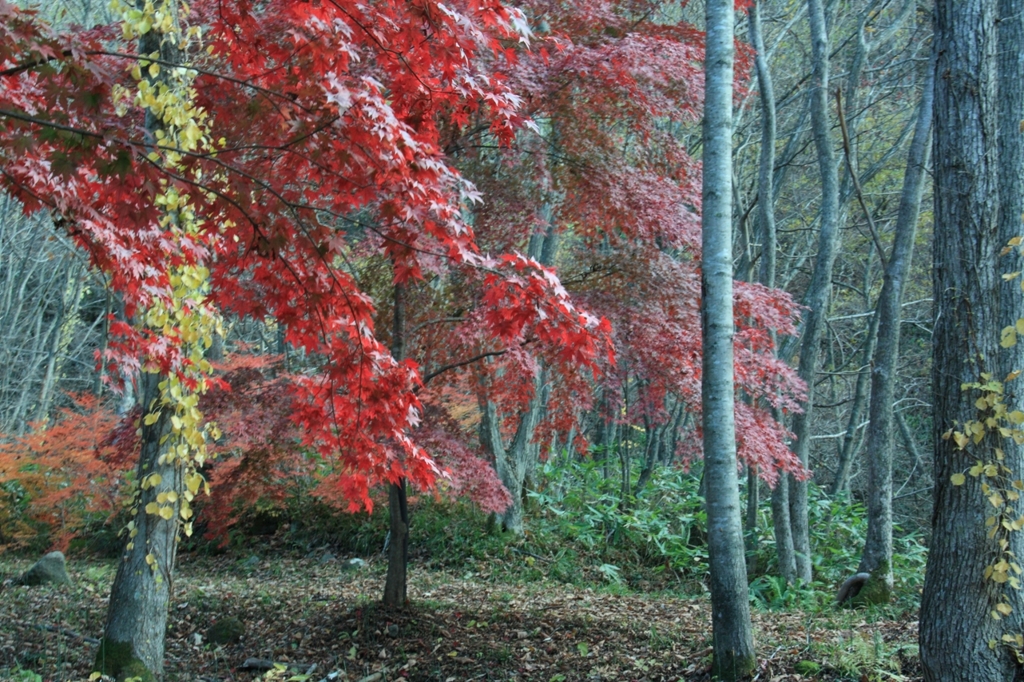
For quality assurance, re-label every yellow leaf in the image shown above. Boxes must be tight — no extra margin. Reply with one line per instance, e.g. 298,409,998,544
145,502,159,515
1017,318,1024,334
984,464,999,477
953,432,969,449
951,473,967,486
157,492,168,504
144,412,160,425
165,491,178,503
997,603,1013,616
1002,326,1018,348
990,492,1006,508
1010,411,1024,424
159,505,174,520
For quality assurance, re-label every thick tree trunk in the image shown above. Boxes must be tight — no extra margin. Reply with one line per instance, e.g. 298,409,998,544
97,374,179,682
854,55,934,605
787,0,842,584
920,1,1022,677
996,0,1024,606
702,1,755,679
97,13,185,680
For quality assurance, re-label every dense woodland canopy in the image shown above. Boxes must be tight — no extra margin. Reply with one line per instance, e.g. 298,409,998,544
0,0,1022,680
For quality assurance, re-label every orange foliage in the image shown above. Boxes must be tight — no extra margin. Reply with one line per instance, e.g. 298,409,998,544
0,395,124,552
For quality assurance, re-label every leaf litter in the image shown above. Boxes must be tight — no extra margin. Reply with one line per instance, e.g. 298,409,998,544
0,555,921,681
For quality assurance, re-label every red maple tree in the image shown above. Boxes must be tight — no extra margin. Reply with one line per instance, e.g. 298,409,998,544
0,0,608,513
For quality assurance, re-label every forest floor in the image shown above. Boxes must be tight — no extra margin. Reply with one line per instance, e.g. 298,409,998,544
0,553,921,682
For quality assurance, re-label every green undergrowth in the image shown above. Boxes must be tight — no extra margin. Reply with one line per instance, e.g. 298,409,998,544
178,455,927,616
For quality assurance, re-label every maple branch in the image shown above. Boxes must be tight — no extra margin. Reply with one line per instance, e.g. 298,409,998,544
0,108,107,140
0,50,72,78
93,51,320,115
421,349,508,386
421,338,537,386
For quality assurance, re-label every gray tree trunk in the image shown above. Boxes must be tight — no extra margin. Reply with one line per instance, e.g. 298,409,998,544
787,0,842,584
919,0,1023,677
479,216,556,534
749,0,797,586
830,313,877,496
702,1,755,678
96,13,185,681
854,54,934,604
97,374,179,682
481,372,543,535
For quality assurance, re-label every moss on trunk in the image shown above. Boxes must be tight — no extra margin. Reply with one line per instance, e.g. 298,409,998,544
852,561,892,606
94,638,156,682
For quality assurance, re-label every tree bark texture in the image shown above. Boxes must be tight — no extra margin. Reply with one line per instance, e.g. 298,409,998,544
701,1,756,679
383,280,410,607
98,374,179,682
97,15,184,680
749,0,797,586
856,54,934,604
479,216,556,534
920,1,1022,677
787,0,842,584
481,375,543,535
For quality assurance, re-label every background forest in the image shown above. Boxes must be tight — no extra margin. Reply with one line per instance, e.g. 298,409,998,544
0,0,1019,680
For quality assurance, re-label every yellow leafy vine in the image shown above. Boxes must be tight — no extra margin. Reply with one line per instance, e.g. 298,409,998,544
945,235,1024,657
113,0,221,553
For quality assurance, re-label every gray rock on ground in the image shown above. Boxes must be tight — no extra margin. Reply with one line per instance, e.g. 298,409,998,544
16,551,72,586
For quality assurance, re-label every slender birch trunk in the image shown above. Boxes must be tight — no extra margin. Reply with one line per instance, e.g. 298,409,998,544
702,1,755,678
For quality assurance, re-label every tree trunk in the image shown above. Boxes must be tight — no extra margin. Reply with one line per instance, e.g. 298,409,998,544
749,0,796,586
702,1,755,678
97,12,185,680
854,54,934,605
96,374,179,682
35,260,85,423
481,374,543,534
919,0,1022,677
382,479,409,607
383,279,410,607
787,0,843,584
480,216,556,534
830,311,878,496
